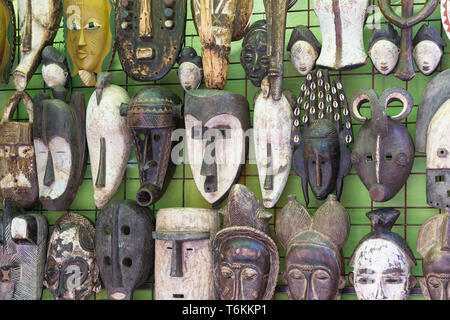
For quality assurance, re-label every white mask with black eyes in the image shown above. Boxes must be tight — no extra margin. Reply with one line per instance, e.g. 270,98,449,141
413,40,443,75
369,40,400,75
290,40,318,75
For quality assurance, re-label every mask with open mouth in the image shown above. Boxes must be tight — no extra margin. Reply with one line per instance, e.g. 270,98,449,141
0,0,15,84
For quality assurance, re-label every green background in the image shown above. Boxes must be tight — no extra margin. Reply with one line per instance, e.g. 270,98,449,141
0,0,449,300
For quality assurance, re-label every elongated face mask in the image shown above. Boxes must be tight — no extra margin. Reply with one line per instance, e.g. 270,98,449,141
44,213,100,300
0,0,14,84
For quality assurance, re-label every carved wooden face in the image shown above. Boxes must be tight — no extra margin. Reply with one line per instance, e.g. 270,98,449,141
285,244,342,300
178,62,202,91
369,40,400,75
240,28,269,87
42,64,69,89
413,40,443,75
290,41,318,75
351,239,412,300
218,238,270,300
422,248,450,300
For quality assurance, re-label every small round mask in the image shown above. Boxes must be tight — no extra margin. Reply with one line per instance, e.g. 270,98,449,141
177,47,203,91
287,25,321,75
368,25,401,75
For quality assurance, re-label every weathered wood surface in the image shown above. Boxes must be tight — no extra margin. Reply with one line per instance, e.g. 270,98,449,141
0,0,15,84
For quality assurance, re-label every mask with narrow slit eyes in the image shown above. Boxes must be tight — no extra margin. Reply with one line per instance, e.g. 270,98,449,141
369,40,400,75
413,41,443,76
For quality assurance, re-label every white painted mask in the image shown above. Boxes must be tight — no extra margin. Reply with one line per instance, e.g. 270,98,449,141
413,40,443,75
369,40,400,75
178,62,202,91
290,41,318,75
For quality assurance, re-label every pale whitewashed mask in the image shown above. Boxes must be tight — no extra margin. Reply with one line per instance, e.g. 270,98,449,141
369,40,400,75
177,47,203,91
413,25,446,76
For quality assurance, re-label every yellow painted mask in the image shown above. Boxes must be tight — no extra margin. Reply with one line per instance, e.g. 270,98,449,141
0,0,14,84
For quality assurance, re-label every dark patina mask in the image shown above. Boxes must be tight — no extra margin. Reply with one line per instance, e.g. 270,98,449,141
116,0,186,81
212,184,279,300
0,199,48,300
44,213,99,300
95,200,155,300
350,87,414,202
0,0,15,84
121,86,182,207
276,194,349,300
292,70,353,205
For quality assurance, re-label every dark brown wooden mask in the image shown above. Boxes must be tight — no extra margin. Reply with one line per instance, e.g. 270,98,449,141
120,87,182,207
415,69,450,209
95,200,155,300
33,93,86,211
0,92,38,209
292,70,353,206
0,199,48,300
0,0,15,84
212,184,279,300
116,0,186,81
350,87,414,202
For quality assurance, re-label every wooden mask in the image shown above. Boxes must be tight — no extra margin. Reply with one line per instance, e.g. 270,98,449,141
213,184,279,300
287,25,321,76
184,89,250,206
412,24,446,76
292,70,353,206
313,0,368,70
0,0,15,84
443,0,450,40
240,20,269,88
276,194,349,300
191,0,253,89
33,93,86,211
368,24,401,76
350,87,414,202
41,46,70,100
95,200,155,300
0,199,48,300
121,87,182,207
63,0,115,87
417,210,450,300
153,208,220,300
13,0,61,91
177,47,203,91
349,208,416,300
116,0,187,82
44,213,100,300
415,69,450,209
87,73,131,209
0,91,38,209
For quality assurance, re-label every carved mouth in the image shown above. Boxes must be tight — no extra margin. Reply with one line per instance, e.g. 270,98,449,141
380,66,388,72
77,50,88,60
422,65,430,71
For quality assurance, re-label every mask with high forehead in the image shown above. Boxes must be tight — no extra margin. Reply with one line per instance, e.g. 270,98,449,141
0,199,48,300
33,92,86,211
213,184,279,300
0,0,15,84
185,89,250,206
63,0,115,87
413,24,445,76
350,87,414,202
13,0,61,91
153,208,220,299
177,47,203,91
240,20,269,87
368,24,401,76
121,87,182,207
287,25,321,76
191,0,253,89
87,73,131,209
116,0,186,81
349,208,416,300
44,213,100,300
292,70,353,206
0,92,38,209
276,194,349,300
415,69,450,209
313,0,368,70
95,200,155,300
417,210,450,300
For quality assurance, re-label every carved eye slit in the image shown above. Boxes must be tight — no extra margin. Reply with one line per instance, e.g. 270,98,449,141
288,269,304,280
122,258,132,267
242,268,258,281
385,277,402,284
121,225,130,235
385,153,392,161
313,270,331,281
220,266,233,279
366,154,373,162
436,176,445,182
103,256,112,266
357,277,374,284
428,277,440,289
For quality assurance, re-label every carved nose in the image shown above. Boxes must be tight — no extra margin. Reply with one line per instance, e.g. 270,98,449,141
369,184,388,202
78,29,87,47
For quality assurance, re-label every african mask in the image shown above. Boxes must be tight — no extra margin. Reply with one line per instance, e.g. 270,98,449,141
185,89,249,206
0,91,38,210
240,20,269,88
287,25,321,76
13,0,61,91
442,0,450,40
292,70,353,206
413,24,446,76
350,87,414,202
368,24,401,76
313,0,368,70
213,184,279,300
44,213,100,300
116,0,186,82
95,200,155,300
177,47,203,91
33,92,86,211
349,208,417,300
87,73,131,209
121,87,181,207
276,194,349,300
417,210,450,300
153,208,220,300
191,0,253,89
0,199,48,300
0,0,15,84
415,69,450,209
63,0,115,87
41,46,70,100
